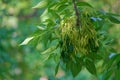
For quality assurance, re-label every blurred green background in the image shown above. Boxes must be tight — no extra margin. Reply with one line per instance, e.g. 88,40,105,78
0,0,120,80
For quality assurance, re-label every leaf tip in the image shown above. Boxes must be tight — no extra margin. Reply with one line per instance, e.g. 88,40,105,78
20,37,34,46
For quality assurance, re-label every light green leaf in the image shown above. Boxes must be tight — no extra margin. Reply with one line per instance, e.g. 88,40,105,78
20,37,34,45
37,26,46,30
41,46,57,54
32,0,48,9
40,9,49,22
40,52,52,63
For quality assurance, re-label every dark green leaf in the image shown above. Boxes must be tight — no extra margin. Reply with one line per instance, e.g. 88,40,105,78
77,2,93,8
103,69,113,80
71,59,82,77
95,54,103,60
87,53,103,60
106,13,120,17
108,16,120,24
54,53,60,63
48,9,61,20
66,61,71,71
57,4,68,13
115,68,120,80
85,59,96,75
106,54,118,69
48,0,58,8
116,54,120,64
55,62,60,75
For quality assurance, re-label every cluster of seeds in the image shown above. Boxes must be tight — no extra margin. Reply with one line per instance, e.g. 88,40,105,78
59,12,99,60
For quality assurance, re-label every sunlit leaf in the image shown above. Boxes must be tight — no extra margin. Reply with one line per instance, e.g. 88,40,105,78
20,37,34,45
32,0,48,8
37,26,46,30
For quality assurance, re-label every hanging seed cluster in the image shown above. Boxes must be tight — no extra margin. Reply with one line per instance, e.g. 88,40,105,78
59,12,99,60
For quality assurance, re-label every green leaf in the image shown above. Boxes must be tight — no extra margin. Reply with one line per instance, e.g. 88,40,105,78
115,54,120,64
85,59,96,75
28,36,40,46
20,37,34,45
108,16,120,24
40,9,49,22
71,63,81,77
20,28,49,46
41,46,57,54
103,69,113,80
31,29,44,36
32,0,48,8
106,13,120,17
87,53,102,60
105,54,120,80
40,52,52,63
66,61,71,71
77,2,93,8
115,67,120,80
106,54,118,69
71,58,82,77
54,53,60,63
48,9,61,21
37,26,46,30
55,62,60,75
57,4,68,13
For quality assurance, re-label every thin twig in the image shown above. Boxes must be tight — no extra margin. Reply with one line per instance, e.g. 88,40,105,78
72,0,80,27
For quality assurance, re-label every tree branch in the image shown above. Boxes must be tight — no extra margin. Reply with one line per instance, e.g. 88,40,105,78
72,0,80,27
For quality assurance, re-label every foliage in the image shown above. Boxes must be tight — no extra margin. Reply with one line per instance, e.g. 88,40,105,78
21,0,120,79
0,0,120,80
